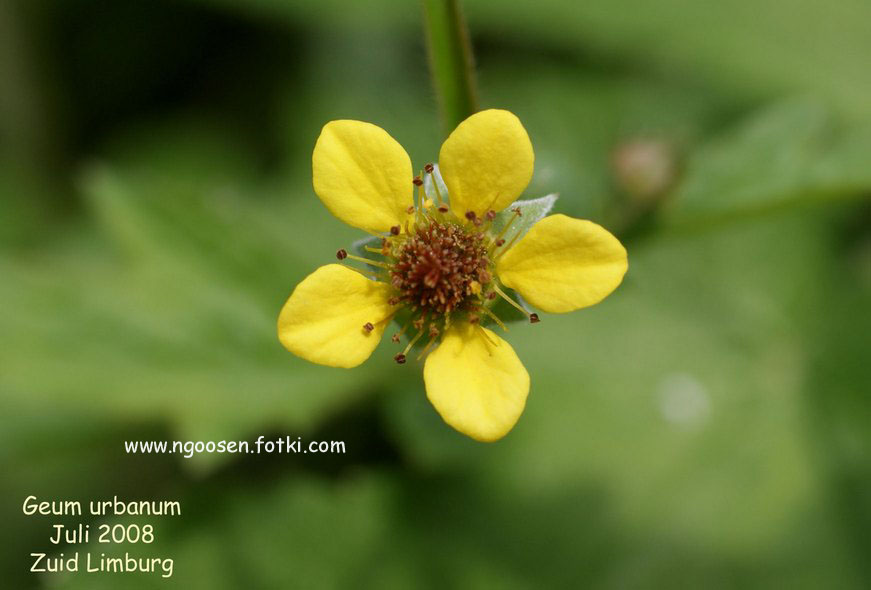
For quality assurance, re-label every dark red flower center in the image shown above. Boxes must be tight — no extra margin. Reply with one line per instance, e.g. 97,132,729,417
390,220,491,315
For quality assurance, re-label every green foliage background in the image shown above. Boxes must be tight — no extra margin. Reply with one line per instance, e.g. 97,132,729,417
1,0,869,588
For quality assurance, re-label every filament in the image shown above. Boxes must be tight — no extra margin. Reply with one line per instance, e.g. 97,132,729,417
491,282,532,318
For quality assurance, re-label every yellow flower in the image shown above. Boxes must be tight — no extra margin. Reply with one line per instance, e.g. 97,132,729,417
278,109,628,442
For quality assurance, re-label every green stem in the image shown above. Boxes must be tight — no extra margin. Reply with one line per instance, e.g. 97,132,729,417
422,0,479,137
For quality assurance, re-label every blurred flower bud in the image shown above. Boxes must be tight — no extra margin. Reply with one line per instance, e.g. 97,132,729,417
611,138,679,204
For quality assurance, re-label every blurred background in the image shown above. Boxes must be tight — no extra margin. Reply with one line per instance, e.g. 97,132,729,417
1,0,869,588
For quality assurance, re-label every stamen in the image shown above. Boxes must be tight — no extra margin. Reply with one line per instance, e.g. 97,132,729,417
492,282,536,321
345,253,391,269
362,322,374,333
529,313,540,324
490,208,522,248
413,176,423,186
495,229,523,258
393,320,410,343
401,328,425,356
417,333,439,360
390,225,400,236
336,249,348,260
438,205,449,213
424,163,434,173
393,353,406,364
480,306,508,331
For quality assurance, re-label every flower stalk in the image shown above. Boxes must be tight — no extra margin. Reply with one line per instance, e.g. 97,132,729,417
422,0,479,137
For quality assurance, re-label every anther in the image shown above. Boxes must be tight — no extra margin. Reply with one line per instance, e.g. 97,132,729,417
390,225,400,235
363,322,374,333
438,205,449,213
336,248,348,260
468,315,480,324
424,163,434,173
497,229,523,256
487,291,497,300
394,353,407,364
406,205,415,214
391,333,400,343
492,282,536,322
413,176,423,186
465,211,477,221
495,239,505,247
512,207,522,216
388,297,400,305
485,210,496,221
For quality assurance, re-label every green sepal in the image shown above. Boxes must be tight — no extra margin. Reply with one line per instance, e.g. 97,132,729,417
422,164,449,205
490,193,558,241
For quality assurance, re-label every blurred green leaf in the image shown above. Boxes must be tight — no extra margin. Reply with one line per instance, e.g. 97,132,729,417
664,100,871,225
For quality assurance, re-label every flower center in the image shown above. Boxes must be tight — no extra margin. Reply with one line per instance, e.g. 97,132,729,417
335,165,540,364
390,220,491,315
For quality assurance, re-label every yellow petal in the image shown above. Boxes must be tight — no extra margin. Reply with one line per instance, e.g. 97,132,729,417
312,120,413,233
424,323,529,442
277,264,394,368
497,214,628,313
438,109,534,219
